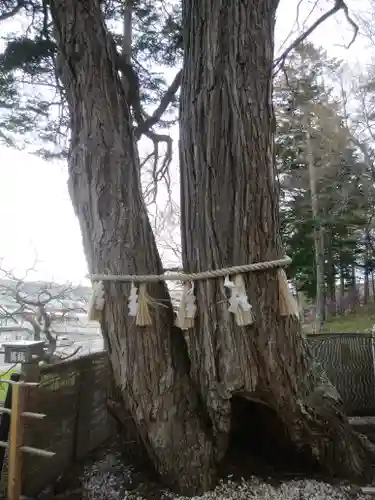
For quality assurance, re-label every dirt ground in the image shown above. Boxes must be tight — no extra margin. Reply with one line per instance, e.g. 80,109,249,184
36,433,374,500
35,411,375,500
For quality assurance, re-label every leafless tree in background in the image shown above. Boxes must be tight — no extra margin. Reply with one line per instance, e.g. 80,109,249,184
0,262,85,363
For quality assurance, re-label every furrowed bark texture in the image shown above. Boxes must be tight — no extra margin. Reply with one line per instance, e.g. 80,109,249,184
179,0,374,480
48,0,214,494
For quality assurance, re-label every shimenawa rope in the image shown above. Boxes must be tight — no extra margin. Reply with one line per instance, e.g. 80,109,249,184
87,256,299,328
88,256,292,283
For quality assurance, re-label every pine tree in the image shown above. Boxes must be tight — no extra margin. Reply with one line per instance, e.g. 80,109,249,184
276,44,371,316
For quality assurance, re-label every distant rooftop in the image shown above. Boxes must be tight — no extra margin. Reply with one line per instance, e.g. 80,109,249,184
0,278,91,302
0,278,184,311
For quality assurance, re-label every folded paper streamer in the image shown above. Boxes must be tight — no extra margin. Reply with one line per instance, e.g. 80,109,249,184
224,274,254,326
88,280,105,321
176,281,197,330
128,282,153,326
128,282,139,316
277,269,300,318
87,257,298,329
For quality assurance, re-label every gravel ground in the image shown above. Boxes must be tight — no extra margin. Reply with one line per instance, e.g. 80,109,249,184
77,448,374,500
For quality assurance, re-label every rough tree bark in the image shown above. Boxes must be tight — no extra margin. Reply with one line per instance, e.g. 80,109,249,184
179,0,374,481
363,228,372,305
305,118,325,332
48,0,215,494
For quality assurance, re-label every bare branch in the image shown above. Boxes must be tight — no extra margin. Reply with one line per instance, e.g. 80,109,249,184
134,70,182,139
143,130,173,203
140,151,155,170
0,364,18,377
163,267,183,272
23,312,42,340
0,263,89,361
110,35,179,197
0,0,25,22
57,345,82,361
340,1,359,47
273,0,358,75
278,0,318,54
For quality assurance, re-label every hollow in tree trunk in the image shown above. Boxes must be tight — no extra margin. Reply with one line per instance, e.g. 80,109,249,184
48,0,215,494
179,0,373,481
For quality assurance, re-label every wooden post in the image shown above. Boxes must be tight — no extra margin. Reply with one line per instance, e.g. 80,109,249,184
0,378,55,499
7,382,23,500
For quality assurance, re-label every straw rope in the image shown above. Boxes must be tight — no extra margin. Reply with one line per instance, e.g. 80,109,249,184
89,256,292,283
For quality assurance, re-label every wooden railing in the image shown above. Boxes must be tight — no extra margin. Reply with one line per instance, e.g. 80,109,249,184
0,379,54,500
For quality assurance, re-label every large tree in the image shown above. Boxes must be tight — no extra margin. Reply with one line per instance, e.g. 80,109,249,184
1,0,375,495
178,0,373,485
46,0,215,494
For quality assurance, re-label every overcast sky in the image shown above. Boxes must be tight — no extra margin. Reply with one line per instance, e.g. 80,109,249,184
0,0,371,284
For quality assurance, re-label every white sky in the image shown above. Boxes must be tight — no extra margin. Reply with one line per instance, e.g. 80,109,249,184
0,0,371,283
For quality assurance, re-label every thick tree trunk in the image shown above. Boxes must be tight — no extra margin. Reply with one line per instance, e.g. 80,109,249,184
326,235,336,317
364,229,371,305
305,121,325,331
351,265,358,310
340,265,346,314
179,0,373,482
364,265,370,305
48,0,214,494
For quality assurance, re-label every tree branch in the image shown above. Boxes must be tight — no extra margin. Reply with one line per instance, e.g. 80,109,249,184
134,70,182,139
273,0,358,75
111,37,179,195
0,264,86,360
141,131,173,204
24,313,42,340
0,0,25,22
56,345,82,361
340,1,359,47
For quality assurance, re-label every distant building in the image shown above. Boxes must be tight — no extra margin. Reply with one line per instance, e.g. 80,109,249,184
0,279,100,341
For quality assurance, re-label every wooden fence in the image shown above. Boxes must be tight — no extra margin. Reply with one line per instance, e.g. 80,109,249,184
11,352,115,497
307,332,375,416
1,334,374,496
